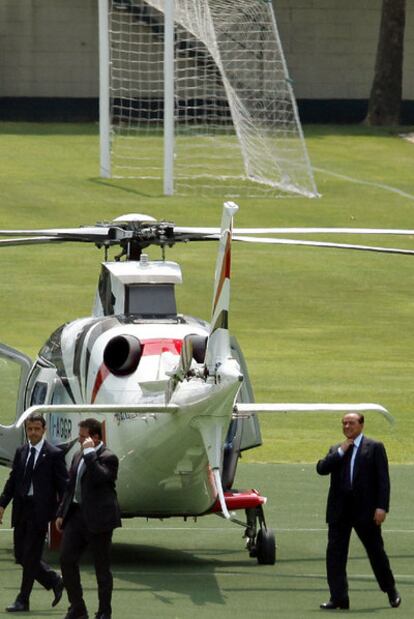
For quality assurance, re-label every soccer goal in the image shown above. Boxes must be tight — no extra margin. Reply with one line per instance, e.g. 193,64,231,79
99,0,318,198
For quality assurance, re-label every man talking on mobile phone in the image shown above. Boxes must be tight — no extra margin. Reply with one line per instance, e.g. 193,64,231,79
56,418,121,619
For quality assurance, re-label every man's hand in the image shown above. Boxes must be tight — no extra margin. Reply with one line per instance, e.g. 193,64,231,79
0,506,4,525
55,517,63,532
374,508,386,526
82,437,95,451
340,438,354,452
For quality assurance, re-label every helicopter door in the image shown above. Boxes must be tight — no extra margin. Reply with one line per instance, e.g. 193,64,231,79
0,343,33,466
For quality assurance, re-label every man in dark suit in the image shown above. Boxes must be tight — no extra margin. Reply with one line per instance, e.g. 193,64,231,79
56,418,121,619
317,412,401,610
0,413,68,612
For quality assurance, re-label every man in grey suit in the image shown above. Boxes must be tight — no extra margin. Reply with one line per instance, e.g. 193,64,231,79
56,418,121,619
317,412,401,610
0,413,68,612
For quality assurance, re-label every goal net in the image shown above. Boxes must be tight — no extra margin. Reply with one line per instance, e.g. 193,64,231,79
100,0,318,198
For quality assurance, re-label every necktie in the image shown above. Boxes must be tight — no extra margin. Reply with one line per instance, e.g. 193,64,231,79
349,443,357,486
342,445,353,491
74,459,85,503
22,447,36,496
344,443,358,490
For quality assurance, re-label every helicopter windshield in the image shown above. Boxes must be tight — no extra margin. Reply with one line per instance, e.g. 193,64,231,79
126,284,176,317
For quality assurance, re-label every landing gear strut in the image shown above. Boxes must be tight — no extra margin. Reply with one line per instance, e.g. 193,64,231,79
244,505,276,565
213,490,276,564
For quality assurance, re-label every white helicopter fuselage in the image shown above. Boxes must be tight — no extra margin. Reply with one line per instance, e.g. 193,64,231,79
38,314,241,517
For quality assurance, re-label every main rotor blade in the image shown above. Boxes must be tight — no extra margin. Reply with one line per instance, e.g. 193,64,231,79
0,227,117,242
0,236,66,247
2,223,413,252
235,227,414,235
0,226,111,237
3,222,414,240
232,235,414,256
175,226,414,236
0,227,214,247
0,225,213,244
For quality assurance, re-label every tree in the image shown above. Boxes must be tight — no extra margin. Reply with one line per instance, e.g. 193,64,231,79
365,0,406,126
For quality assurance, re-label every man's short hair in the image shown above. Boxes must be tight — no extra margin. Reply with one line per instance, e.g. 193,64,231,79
79,418,102,439
25,413,46,428
342,412,364,425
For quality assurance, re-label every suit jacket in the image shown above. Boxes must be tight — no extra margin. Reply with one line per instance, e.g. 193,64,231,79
0,440,68,529
316,436,390,524
58,444,121,534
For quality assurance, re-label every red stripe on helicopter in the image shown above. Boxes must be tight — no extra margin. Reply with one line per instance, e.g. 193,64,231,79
90,338,183,402
210,489,266,513
212,231,232,313
140,338,182,356
91,363,110,403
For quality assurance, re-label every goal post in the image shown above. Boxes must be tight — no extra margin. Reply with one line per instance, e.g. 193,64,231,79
98,0,111,178
163,0,174,195
99,0,318,198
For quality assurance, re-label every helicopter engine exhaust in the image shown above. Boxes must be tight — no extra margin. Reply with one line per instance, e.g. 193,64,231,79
103,335,142,376
188,335,208,364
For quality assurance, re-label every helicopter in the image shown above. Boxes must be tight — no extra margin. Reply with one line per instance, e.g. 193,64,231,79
0,201,408,564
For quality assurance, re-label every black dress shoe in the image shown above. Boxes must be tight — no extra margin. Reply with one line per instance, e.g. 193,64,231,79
6,600,30,612
52,576,64,607
387,588,401,608
63,608,89,619
94,614,111,619
320,599,350,610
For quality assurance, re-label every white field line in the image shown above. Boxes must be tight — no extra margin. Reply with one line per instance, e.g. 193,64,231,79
1,526,413,533
115,526,414,533
313,166,414,201
113,571,414,579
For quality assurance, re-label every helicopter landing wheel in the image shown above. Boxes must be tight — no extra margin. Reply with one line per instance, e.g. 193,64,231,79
256,527,276,565
244,506,276,565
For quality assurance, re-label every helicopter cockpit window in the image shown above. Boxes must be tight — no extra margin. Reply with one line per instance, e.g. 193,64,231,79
30,381,48,406
39,325,65,366
51,379,67,405
126,284,177,317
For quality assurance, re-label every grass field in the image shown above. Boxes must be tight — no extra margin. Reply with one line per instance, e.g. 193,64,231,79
0,463,413,618
1,123,414,617
1,122,414,462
